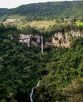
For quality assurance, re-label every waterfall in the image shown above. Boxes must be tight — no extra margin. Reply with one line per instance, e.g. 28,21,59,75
30,81,40,102
28,34,31,47
41,36,44,54
30,87,34,102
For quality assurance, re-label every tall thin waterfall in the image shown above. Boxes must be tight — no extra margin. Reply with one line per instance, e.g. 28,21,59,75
41,36,44,54
28,34,31,47
30,87,34,102
30,81,40,102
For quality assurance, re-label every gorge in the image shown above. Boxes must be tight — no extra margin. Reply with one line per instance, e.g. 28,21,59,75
0,1,83,102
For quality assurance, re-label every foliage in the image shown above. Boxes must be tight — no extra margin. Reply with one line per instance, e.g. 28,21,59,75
0,24,83,102
34,37,83,102
0,1,83,21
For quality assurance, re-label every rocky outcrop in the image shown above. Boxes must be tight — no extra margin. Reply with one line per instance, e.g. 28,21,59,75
19,34,44,54
19,34,31,46
19,34,41,47
52,30,83,48
10,30,83,48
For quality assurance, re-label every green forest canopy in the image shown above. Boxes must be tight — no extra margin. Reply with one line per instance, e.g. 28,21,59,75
0,24,83,102
0,1,83,21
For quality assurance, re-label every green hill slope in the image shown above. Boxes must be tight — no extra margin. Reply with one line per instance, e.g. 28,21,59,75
0,1,83,20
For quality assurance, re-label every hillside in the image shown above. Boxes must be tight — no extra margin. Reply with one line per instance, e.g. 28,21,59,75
0,1,83,21
0,1,83,102
0,8,8,16
0,24,83,102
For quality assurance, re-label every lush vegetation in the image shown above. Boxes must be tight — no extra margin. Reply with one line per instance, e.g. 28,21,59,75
76,21,83,27
0,1,83,21
0,23,83,102
35,37,83,102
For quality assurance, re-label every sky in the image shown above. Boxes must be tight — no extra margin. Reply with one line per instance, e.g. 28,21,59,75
0,0,74,8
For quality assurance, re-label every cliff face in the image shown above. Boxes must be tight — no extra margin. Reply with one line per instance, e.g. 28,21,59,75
19,34,41,47
52,32,70,48
13,30,83,48
52,30,83,48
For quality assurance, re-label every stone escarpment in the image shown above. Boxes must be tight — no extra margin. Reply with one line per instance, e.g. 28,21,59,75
19,34,41,47
52,30,83,48
19,34,44,54
10,30,83,48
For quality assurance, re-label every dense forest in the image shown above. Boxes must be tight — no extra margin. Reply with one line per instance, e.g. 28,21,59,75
0,1,83,102
0,1,83,21
0,23,83,102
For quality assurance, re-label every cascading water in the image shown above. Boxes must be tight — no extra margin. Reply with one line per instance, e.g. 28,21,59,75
41,36,44,54
30,81,40,102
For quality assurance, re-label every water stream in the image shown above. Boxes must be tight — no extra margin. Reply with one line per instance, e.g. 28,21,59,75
41,36,44,54
30,81,40,102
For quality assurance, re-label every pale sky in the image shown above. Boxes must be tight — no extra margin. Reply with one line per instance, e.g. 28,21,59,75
0,0,73,8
